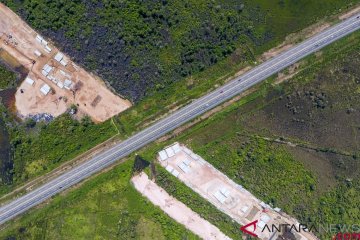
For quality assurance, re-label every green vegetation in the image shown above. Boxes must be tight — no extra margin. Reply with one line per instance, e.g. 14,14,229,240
0,109,117,195
0,160,199,240
194,136,317,212
155,164,242,239
0,0,358,195
0,62,118,196
0,1,359,238
0,24,359,240
12,114,115,180
0,64,16,89
168,30,360,239
3,0,358,102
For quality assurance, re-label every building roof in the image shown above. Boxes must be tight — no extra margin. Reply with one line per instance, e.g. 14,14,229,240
172,143,181,153
190,153,199,160
257,220,266,229
171,169,180,177
57,81,64,89
34,50,41,57
64,79,73,88
159,150,168,161
60,59,68,66
54,52,64,62
43,64,53,73
25,77,34,85
178,162,190,173
165,165,174,173
183,158,191,166
40,84,51,95
45,45,52,53
36,35,43,43
165,147,175,158
184,148,192,155
41,70,48,76
213,191,226,204
260,214,271,223
241,205,249,213
220,187,230,198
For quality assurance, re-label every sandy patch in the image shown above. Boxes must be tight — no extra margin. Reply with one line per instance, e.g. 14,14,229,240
0,3,131,122
132,172,231,240
339,5,360,20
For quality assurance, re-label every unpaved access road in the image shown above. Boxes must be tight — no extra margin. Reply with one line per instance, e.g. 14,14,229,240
132,172,231,240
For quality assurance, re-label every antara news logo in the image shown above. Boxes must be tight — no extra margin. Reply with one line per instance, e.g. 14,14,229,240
240,220,360,239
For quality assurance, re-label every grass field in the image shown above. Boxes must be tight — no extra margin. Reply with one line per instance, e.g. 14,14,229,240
0,160,199,240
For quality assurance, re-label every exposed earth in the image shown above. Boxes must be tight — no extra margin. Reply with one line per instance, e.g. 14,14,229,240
132,172,230,240
0,3,131,122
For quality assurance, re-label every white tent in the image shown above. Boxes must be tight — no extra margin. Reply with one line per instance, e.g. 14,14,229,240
25,77,34,86
34,50,42,57
165,147,175,158
40,84,51,95
158,150,168,161
54,52,64,62
171,143,181,153
64,79,73,90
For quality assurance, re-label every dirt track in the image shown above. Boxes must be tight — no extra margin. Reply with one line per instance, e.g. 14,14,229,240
0,3,131,122
132,172,231,240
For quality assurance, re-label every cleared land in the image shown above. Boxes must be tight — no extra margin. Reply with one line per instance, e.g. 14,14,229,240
0,3,131,122
158,143,317,240
132,172,230,240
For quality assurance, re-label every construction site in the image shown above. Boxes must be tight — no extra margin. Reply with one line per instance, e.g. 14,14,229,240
0,3,131,122
157,143,319,240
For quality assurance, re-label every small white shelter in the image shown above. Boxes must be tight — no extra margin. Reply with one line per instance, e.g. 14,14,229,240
54,52,64,62
57,81,64,89
165,147,175,158
34,50,42,57
171,143,181,153
45,45,52,53
158,150,168,161
60,59,68,66
25,77,34,86
64,79,73,90
40,84,51,95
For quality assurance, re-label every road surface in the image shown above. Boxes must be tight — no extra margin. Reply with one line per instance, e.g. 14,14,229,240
1,14,360,225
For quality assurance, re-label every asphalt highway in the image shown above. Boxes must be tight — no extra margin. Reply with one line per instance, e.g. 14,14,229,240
1,14,360,225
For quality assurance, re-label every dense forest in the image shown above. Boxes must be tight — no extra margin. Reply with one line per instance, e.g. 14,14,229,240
0,64,17,89
3,0,357,102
